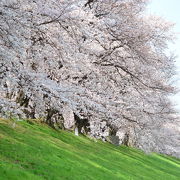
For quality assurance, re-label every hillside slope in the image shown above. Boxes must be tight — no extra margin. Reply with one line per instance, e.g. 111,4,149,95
0,119,179,180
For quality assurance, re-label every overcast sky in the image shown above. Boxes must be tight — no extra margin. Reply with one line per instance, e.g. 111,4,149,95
148,0,180,111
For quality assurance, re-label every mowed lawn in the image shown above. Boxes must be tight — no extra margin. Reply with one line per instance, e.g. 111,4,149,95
0,119,179,180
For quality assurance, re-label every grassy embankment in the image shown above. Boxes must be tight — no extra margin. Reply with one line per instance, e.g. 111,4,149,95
0,118,179,180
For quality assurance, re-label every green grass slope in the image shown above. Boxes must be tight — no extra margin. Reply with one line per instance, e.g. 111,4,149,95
0,119,179,180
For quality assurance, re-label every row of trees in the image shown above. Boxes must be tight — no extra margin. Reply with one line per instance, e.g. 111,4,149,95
0,0,179,156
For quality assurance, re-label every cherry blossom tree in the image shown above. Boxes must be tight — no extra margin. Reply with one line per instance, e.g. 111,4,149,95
0,0,179,157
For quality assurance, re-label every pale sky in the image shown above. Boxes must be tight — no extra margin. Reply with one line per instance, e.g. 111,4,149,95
148,0,180,111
